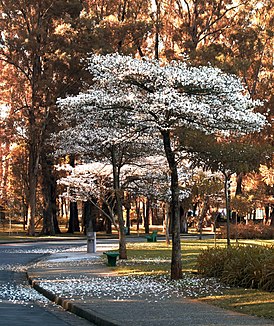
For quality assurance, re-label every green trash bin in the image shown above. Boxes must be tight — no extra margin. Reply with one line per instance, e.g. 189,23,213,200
103,252,120,266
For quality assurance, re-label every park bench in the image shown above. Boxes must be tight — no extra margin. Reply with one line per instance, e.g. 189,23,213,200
146,230,158,242
103,251,120,266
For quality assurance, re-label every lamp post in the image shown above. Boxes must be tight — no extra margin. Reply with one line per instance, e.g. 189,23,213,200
224,171,232,247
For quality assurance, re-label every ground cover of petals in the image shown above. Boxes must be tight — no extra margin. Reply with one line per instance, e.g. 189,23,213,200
37,273,229,303
0,244,85,306
0,244,86,254
33,250,229,303
0,281,49,305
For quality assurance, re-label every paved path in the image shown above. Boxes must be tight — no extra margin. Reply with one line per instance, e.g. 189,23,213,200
0,242,94,326
27,244,274,326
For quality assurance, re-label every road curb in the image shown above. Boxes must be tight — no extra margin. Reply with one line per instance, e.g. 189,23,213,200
27,274,120,326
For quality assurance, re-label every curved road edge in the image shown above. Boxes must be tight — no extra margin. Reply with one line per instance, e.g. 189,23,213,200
27,274,119,326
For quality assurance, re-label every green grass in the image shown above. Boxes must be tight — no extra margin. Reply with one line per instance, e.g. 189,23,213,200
200,288,274,320
0,230,86,242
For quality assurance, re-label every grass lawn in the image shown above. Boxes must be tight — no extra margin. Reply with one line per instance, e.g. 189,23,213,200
114,239,274,320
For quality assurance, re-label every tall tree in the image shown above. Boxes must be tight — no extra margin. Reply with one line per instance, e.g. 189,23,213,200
0,0,85,235
82,0,152,56
57,53,266,279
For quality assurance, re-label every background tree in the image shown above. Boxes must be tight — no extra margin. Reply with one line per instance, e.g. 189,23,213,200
82,0,152,56
0,0,88,235
190,170,223,235
183,130,273,244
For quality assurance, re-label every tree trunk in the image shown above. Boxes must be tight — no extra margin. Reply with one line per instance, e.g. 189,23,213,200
224,173,231,247
164,203,170,245
198,196,210,240
124,194,131,235
235,172,243,195
180,207,188,234
105,216,112,234
136,199,141,234
83,200,92,234
41,154,60,235
82,198,98,234
265,205,270,224
67,154,80,233
161,130,182,280
111,147,127,259
27,139,39,236
144,197,150,234
270,206,274,226
117,0,127,53
154,0,160,60
126,206,130,235
67,201,80,233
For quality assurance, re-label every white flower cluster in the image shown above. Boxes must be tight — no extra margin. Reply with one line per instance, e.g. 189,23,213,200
57,155,193,202
56,54,266,159
83,53,266,134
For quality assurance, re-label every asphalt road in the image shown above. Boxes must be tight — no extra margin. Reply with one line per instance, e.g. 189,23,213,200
0,240,94,326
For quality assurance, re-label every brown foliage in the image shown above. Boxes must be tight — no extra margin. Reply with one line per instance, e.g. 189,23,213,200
219,222,274,239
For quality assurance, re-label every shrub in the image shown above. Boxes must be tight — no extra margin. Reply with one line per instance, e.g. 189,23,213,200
260,256,274,292
219,222,274,239
196,247,229,278
197,245,274,292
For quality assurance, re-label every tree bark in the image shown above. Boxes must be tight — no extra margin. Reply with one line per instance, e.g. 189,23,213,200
111,146,127,259
161,130,182,280
126,205,130,235
235,172,243,196
83,199,98,234
67,154,80,233
154,0,160,60
270,206,274,226
198,195,210,240
164,203,170,245
144,197,150,234
67,201,80,233
224,173,231,247
27,133,39,236
41,154,60,235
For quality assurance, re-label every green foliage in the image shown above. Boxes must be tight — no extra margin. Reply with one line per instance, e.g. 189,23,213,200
180,129,273,175
197,245,274,292
196,247,229,278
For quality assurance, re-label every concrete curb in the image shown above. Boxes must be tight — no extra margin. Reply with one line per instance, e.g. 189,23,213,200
27,274,120,326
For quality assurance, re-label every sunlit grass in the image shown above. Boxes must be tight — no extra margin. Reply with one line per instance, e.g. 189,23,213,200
0,231,86,242
116,239,273,275
200,288,274,320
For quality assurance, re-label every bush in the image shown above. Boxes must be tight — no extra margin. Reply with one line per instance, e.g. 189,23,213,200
219,222,274,239
260,256,274,292
196,247,229,278
197,245,274,292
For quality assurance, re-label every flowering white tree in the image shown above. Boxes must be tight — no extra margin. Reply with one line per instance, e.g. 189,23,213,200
57,156,193,238
57,163,119,229
56,96,162,258
57,53,266,279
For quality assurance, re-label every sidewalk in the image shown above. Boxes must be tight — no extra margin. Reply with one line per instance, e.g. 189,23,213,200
27,245,274,326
